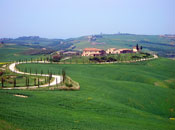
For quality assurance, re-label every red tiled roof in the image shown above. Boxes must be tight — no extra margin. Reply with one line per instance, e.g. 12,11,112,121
83,48,102,51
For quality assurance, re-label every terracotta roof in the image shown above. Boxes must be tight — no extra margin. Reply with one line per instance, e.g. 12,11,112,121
84,48,102,51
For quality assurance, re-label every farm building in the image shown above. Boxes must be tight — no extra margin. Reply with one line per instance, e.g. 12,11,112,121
132,46,138,53
116,48,133,54
82,48,106,56
106,48,117,54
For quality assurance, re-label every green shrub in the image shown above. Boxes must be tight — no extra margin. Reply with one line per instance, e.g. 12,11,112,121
65,83,73,87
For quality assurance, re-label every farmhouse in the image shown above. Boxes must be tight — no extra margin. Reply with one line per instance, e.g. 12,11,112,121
106,48,117,54
132,46,138,53
82,48,106,56
116,48,133,54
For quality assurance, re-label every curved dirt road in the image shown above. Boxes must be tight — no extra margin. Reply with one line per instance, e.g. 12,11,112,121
4,61,62,89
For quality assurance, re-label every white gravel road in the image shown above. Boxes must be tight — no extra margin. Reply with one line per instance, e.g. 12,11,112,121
4,61,62,89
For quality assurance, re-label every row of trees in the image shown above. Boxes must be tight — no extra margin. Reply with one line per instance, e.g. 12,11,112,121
1,69,66,88
1,76,51,88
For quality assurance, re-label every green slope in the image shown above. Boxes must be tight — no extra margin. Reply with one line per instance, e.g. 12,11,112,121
0,58,175,129
74,34,175,57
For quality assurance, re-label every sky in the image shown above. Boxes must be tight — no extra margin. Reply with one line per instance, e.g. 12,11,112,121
0,0,174,39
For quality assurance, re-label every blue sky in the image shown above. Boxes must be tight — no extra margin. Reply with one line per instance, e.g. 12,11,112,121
0,0,174,38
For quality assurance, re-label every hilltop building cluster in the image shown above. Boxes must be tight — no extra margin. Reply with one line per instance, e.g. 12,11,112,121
82,46,140,57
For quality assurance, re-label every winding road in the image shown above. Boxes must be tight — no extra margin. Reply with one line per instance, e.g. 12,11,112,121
3,54,158,89
4,61,62,89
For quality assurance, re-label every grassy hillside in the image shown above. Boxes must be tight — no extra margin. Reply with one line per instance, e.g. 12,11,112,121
1,34,175,62
0,58,175,130
0,44,46,62
74,34,175,57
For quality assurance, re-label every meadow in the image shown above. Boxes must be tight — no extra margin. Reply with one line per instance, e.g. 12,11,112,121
0,44,46,62
0,58,175,130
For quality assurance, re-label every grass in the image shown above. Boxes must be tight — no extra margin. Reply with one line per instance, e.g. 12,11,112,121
0,58,175,129
74,34,175,57
0,44,46,62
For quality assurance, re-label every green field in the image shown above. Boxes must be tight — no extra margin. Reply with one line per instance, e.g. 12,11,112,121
74,34,175,57
0,45,44,62
0,58,175,129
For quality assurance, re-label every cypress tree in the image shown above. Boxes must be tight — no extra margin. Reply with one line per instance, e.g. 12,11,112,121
41,70,43,76
27,78,29,87
14,78,16,87
34,78,36,86
140,46,143,50
49,78,50,86
38,77,39,88
1,78,4,87
62,69,66,83
136,44,139,50
25,77,27,86
45,77,47,84
25,68,27,73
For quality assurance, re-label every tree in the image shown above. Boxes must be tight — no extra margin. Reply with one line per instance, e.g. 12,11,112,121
14,78,16,87
25,77,28,86
41,70,43,76
36,69,37,75
46,57,49,61
45,77,47,84
52,55,62,62
25,68,27,73
140,46,143,50
27,78,29,87
34,78,36,86
1,78,4,87
30,68,31,75
49,72,52,80
62,69,66,83
38,77,40,88
136,44,139,50
49,77,50,86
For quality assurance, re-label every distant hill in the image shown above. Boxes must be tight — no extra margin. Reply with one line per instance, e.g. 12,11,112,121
70,34,175,57
0,34,175,62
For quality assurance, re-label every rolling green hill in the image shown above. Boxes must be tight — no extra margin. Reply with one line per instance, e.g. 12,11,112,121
1,34,175,62
73,34,175,57
0,58,175,130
